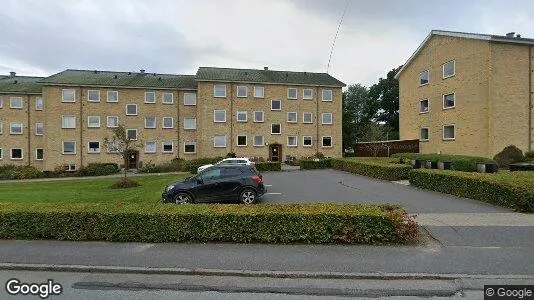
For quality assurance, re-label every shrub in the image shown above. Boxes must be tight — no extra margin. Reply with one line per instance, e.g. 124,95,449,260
300,159,332,170
525,151,534,161
493,145,524,168
0,165,44,180
77,163,120,177
409,169,534,212
392,153,496,172
181,157,224,174
138,160,181,173
110,178,140,189
256,162,281,171
331,159,412,181
0,203,418,244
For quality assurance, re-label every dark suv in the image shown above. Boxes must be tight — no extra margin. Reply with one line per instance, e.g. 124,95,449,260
162,165,266,204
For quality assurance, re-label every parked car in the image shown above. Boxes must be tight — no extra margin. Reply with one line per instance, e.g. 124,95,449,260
162,165,266,204
197,157,255,173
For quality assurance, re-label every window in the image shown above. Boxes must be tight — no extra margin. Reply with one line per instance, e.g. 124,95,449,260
271,99,281,110
303,89,313,100
271,123,281,134
107,141,119,153
35,123,44,135
126,104,138,115
107,116,119,128
87,116,100,128
214,110,227,122
145,141,156,153
62,116,76,129
88,90,100,102
35,97,43,110
322,136,332,147
237,86,247,97
287,112,297,123
62,89,75,102
64,164,76,172
36,148,44,160
62,141,76,154
287,88,297,99
162,117,174,128
200,168,222,181
303,136,312,147
126,129,138,140
237,135,247,146
145,116,156,129
10,122,23,134
184,142,196,154
184,93,196,105
11,148,23,160
237,111,247,122
420,128,429,141
0,96,2,108
322,90,333,101
10,97,23,108
443,125,455,140
162,142,173,153
213,135,227,148
184,117,197,129
443,60,455,79
322,113,333,124
0,148,2,159
443,93,455,109
287,136,297,147
303,112,313,123
107,91,118,102
419,70,429,85
420,99,429,113
163,92,173,104
145,92,156,103
214,85,227,98
88,141,100,153
253,111,264,122
253,136,264,147
254,86,264,98
0,121,3,134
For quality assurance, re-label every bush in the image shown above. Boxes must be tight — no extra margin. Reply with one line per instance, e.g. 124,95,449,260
331,159,412,181
300,159,332,170
0,203,418,244
139,157,223,174
392,153,496,172
181,157,224,174
110,178,140,189
409,169,534,212
525,151,534,161
493,145,524,168
0,165,44,180
77,163,120,177
256,162,281,171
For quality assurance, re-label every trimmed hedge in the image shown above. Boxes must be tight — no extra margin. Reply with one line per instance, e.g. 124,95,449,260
139,157,224,174
299,159,332,170
256,162,281,171
0,203,418,244
409,169,534,212
77,163,120,177
0,165,44,180
332,159,412,181
392,153,496,172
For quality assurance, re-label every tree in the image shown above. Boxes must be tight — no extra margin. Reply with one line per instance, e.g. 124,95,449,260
368,65,403,140
342,84,376,152
104,125,141,187
361,122,387,157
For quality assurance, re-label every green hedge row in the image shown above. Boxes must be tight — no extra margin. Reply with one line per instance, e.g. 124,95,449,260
256,162,281,171
331,159,412,181
392,153,496,172
0,165,45,180
299,159,332,170
0,204,418,244
409,169,534,212
139,157,224,174
0,163,120,180
77,163,120,177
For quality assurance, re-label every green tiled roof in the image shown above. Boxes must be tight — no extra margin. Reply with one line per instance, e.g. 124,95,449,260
0,76,43,94
38,69,197,90
196,67,345,87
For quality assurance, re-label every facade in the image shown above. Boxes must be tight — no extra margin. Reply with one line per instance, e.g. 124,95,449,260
396,30,534,158
0,67,344,171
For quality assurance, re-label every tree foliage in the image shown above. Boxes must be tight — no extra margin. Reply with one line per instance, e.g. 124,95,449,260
368,65,403,140
103,125,142,182
342,84,375,151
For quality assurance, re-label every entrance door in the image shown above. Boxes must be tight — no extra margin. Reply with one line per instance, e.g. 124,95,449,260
127,150,139,169
269,144,282,162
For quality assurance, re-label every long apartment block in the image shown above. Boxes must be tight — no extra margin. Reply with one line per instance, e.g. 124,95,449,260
0,67,345,171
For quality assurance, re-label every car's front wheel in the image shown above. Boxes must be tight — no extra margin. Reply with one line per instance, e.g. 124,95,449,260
173,192,193,204
239,188,257,204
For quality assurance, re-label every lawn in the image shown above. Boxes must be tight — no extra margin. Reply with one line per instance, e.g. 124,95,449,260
0,174,188,204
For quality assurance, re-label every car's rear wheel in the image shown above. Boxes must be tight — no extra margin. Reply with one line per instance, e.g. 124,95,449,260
239,188,257,204
173,192,193,204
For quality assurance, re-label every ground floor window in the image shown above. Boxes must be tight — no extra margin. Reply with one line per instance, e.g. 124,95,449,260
213,135,227,148
420,128,429,141
443,124,455,140
64,164,76,172
36,148,44,160
63,141,76,154
237,135,247,146
88,141,100,153
253,136,264,147
184,142,196,154
145,141,156,153
162,142,173,153
11,148,23,160
322,136,332,148
303,136,313,147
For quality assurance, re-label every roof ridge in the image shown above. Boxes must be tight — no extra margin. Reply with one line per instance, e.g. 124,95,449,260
198,66,331,75
64,68,194,77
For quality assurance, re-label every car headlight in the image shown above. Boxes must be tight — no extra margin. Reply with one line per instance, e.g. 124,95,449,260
166,185,175,192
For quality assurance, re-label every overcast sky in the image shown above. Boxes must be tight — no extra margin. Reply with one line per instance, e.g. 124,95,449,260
1,0,533,86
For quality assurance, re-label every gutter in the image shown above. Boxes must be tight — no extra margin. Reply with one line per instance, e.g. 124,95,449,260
27,95,31,166
530,46,533,152
79,86,84,168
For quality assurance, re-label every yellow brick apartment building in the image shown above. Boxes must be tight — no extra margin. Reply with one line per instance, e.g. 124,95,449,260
396,30,534,158
0,67,344,171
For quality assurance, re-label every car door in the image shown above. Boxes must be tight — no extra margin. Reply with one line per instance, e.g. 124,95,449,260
217,167,245,201
191,168,224,202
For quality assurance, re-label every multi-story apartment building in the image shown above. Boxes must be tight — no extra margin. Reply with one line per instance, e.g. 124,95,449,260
396,30,534,158
0,67,344,171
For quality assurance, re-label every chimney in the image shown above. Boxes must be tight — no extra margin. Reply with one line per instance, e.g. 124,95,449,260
10,71,16,77
264,67,268,70
506,32,515,38
516,34,522,38
140,69,145,74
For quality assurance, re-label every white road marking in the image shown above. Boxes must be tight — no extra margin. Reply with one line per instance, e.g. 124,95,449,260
264,185,273,187
266,192,281,195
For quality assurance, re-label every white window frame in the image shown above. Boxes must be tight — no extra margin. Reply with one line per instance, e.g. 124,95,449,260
35,123,44,136
145,116,157,129
62,89,76,103
184,93,197,105
303,136,313,147
236,135,247,147
126,103,138,116
442,124,456,141
10,122,23,135
10,148,23,160
303,88,313,100
287,112,298,123
107,141,119,153
271,123,281,135
420,127,429,142
184,142,196,154
322,113,333,124
162,142,174,153
322,136,333,148
107,90,118,103
419,70,429,86
237,86,248,98
303,112,313,124
87,90,100,102
35,97,43,110
107,116,119,128
162,92,174,104
214,110,227,123
184,117,197,130
87,116,101,128
162,117,174,129
61,116,76,129
322,90,333,101
287,88,297,100
62,141,76,155
64,164,76,172
35,148,44,160
10,97,23,108
88,141,101,153
0,96,3,108
287,136,298,147
420,99,429,114
443,93,455,109
214,85,227,98
443,60,455,79
253,135,264,147
145,141,157,153
237,111,248,122
254,86,264,98
126,129,138,141
253,111,264,123
145,92,156,104
271,99,281,111
213,135,227,148
0,121,2,134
